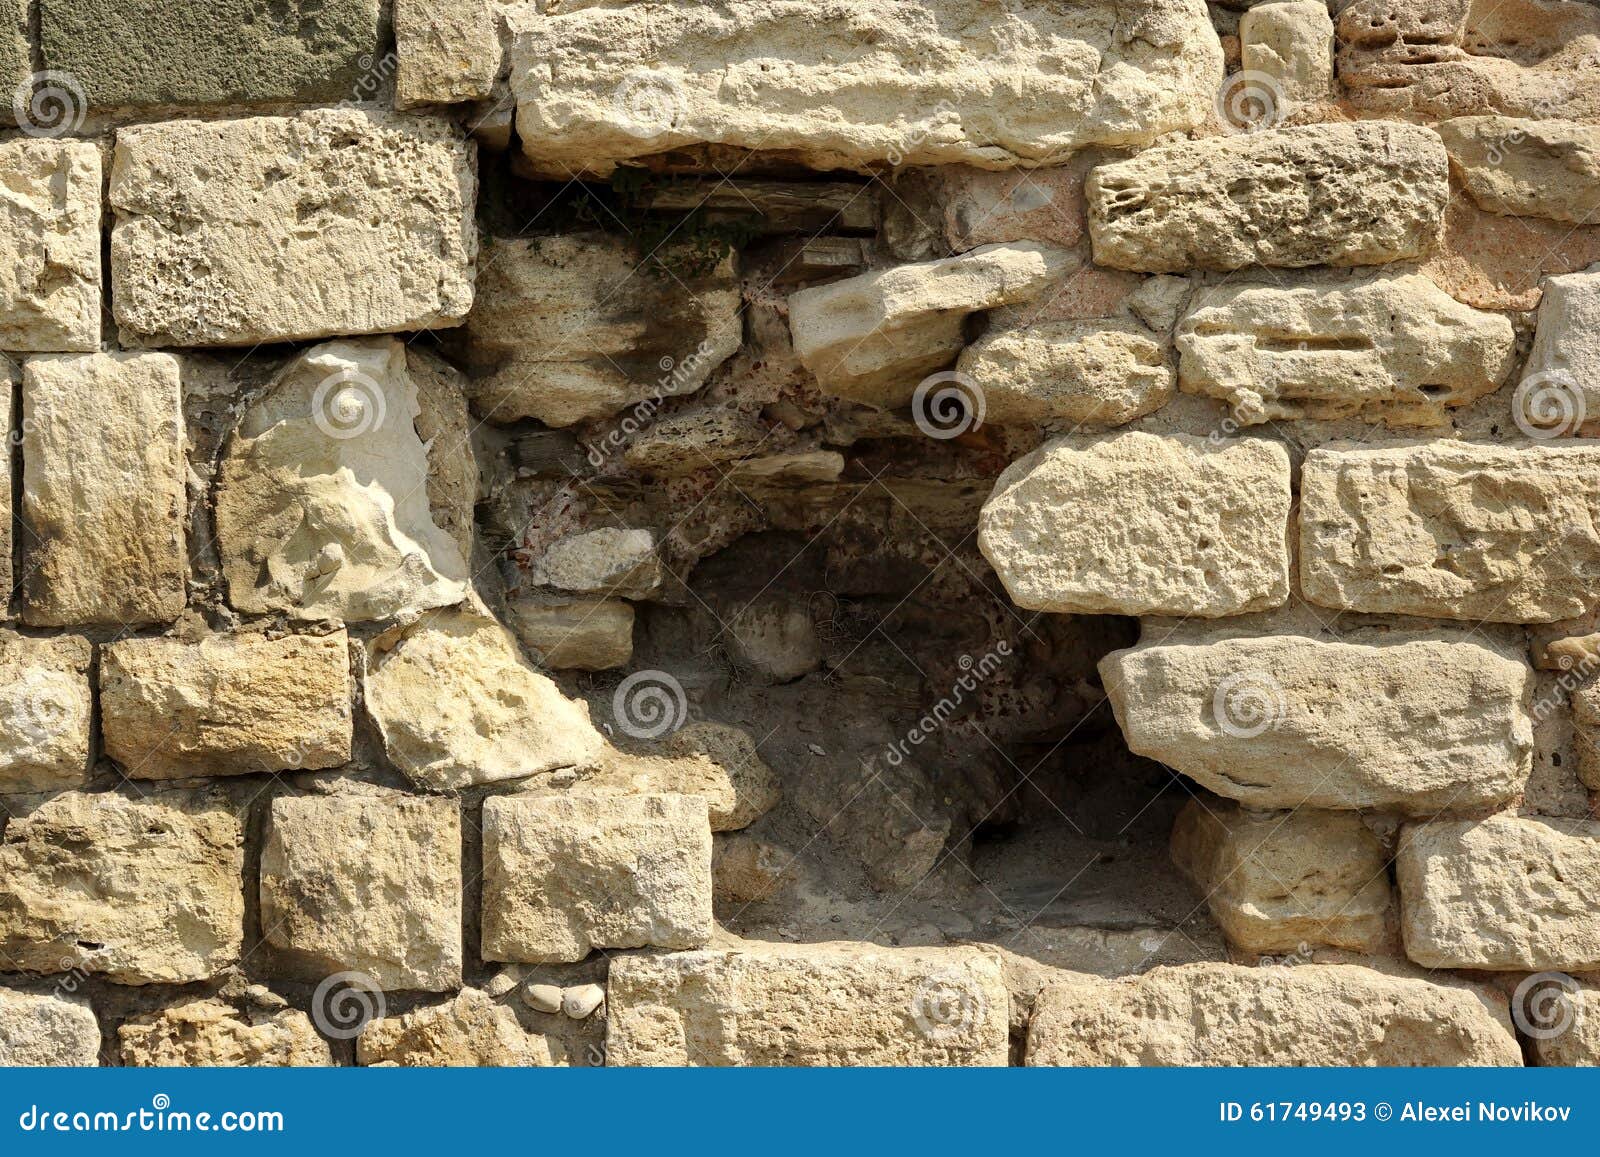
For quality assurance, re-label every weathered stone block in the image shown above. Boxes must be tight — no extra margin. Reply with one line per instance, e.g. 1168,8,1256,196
1171,798,1391,955
110,109,476,347
583,721,782,833
508,596,635,671
1175,271,1515,425
462,233,739,427
395,0,506,108
40,0,382,108
1300,443,1600,624
530,528,662,599
507,0,1222,177
0,140,100,352
261,794,462,992
1239,1,1335,107
788,242,1069,409
1101,632,1534,813
0,632,92,795
0,790,244,985
1524,266,1600,436
215,339,470,624
1026,963,1520,1066
364,608,606,791
1086,123,1449,272
977,433,1291,617
483,793,713,963
358,988,558,1067
101,632,353,781
1438,118,1600,224
21,352,186,627
1398,814,1600,971
119,997,331,1067
607,943,1010,1066
1527,977,1600,1067
0,988,99,1066
955,319,1174,428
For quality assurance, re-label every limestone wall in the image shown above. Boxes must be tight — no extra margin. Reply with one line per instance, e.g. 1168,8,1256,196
0,0,1598,1067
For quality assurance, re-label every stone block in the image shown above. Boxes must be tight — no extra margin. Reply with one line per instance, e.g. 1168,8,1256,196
0,140,100,352
0,632,92,794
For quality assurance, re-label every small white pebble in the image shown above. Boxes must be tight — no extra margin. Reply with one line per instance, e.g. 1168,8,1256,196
807,744,826,756
562,983,606,1019
523,983,563,1014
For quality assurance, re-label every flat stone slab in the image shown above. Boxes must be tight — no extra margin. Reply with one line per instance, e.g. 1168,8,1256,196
1101,631,1534,814
607,942,1010,1066
1300,442,1600,624
111,109,476,347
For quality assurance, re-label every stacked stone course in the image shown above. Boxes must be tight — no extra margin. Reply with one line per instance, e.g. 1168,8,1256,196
0,0,1598,1068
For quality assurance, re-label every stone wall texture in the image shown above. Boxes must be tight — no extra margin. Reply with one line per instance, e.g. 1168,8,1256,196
0,0,1597,1069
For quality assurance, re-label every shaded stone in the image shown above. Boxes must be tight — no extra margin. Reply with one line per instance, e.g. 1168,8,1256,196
529,528,662,599
581,721,782,832
507,596,635,672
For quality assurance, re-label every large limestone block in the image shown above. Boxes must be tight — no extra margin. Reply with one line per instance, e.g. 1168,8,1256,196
40,0,382,107
977,433,1291,617
1101,632,1534,813
1086,123,1449,272
396,0,507,108
507,0,1222,177
1171,799,1391,954
110,109,476,347
462,233,740,427
482,793,713,963
101,632,353,781
582,721,781,832
1337,0,1600,121
0,632,92,794
21,352,186,628
119,998,331,1067
955,319,1174,428
1524,267,1600,435
0,790,244,985
607,943,1010,1066
507,596,635,672
0,989,99,1066
215,339,470,623
364,608,607,791
1239,1,1335,107
260,795,462,992
1398,814,1600,971
788,243,1069,409
358,988,558,1067
1300,443,1600,623
1026,963,1520,1066
1175,272,1515,425
1438,118,1600,223
0,140,100,352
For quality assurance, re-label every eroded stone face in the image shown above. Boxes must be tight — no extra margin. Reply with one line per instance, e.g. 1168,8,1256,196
507,597,635,671
1175,271,1516,425
1101,631,1534,813
40,0,382,107
1026,963,1520,1066
462,233,740,427
1170,798,1392,955
1300,443,1600,624
118,998,331,1067
0,632,91,794
507,0,1223,177
395,0,506,108
111,109,476,347
215,339,470,624
363,608,607,791
260,794,462,992
1086,123,1449,272
0,790,244,985
0,988,99,1066
101,632,353,781
581,722,781,832
1398,814,1600,971
606,943,1010,1066
956,319,1174,428
788,242,1070,408
21,352,186,628
1438,117,1600,223
358,988,558,1067
529,528,662,599
482,793,713,963
0,140,100,352
977,433,1291,617
1523,267,1600,435
1239,0,1335,108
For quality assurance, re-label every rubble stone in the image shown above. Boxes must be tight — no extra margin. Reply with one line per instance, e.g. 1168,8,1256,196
0,633,92,794
119,998,332,1067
